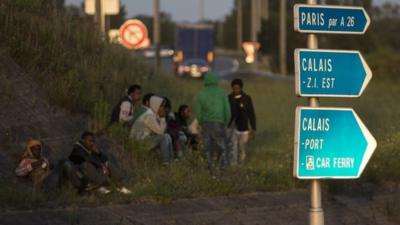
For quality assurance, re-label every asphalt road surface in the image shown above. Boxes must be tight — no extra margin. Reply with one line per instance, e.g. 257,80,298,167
142,55,239,77
1,190,399,225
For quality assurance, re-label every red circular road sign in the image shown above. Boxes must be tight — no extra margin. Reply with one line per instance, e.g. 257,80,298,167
119,19,148,49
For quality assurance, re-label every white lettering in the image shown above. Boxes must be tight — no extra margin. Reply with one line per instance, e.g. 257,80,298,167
316,157,330,168
304,138,324,150
302,118,330,132
340,17,345,26
322,77,335,89
302,58,333,72
333,158,354,168
301,12,325,26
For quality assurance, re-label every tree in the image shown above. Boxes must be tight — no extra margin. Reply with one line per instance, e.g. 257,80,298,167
135,12,176,47
109,5,127,29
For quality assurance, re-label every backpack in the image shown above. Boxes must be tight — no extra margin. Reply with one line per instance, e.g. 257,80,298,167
110,96,132,124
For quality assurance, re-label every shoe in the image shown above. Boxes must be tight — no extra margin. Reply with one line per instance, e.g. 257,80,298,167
97,186,111,194
117,187,132,195
84,183,100,192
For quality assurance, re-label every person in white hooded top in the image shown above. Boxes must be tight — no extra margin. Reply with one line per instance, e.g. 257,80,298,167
130,96,174,163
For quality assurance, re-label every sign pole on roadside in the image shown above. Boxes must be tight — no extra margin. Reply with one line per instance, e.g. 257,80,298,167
306,1,323,225
294,1,375,225
293,0,377,223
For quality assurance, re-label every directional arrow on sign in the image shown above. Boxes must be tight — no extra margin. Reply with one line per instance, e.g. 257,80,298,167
294,4,370,34
294,49,372,97
294,107,377,179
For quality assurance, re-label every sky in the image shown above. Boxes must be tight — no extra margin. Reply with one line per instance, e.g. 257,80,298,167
65,0,233,22
65,0,399,23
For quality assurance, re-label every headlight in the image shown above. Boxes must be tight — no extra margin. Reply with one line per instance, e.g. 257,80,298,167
200,66,209,72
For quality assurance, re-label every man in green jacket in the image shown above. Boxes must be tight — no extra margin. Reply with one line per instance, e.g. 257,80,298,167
196,72,231,174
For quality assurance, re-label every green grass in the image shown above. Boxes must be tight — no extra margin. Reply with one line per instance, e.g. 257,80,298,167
4,75,399,210
1,0,400,210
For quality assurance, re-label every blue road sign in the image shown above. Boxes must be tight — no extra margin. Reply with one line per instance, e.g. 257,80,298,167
294,4,370,34
294,107,377,179
294,49,372,97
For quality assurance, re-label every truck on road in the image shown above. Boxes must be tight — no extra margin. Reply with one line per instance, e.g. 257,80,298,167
173,24,214,78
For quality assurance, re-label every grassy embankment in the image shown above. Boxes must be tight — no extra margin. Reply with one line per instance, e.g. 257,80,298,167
0,0,399,209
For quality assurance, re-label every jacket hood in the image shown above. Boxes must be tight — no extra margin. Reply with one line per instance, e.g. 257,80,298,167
204,72,218,87
23,139,42,158
149,96,164,114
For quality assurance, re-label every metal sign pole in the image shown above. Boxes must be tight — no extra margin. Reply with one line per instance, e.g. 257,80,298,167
153,0,161,72
307,0,323,225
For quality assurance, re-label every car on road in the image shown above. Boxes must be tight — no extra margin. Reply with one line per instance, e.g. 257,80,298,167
177,59,210,78
134,46,174,58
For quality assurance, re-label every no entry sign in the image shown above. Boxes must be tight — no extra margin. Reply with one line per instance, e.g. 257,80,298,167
119,19,148,49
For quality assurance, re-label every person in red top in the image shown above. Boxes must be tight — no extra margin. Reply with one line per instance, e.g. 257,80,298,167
15,139,51,188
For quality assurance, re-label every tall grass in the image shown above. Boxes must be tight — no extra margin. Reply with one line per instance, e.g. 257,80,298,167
1,0,399,210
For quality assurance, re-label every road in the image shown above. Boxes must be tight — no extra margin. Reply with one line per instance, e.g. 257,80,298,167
141,55,295,82
1,190,399,225
142,55,239,78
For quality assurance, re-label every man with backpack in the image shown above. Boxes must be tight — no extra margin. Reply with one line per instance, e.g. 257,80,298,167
110,85,142,126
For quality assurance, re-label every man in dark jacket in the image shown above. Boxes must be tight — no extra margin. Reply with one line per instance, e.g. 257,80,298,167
69,131,131,194
110,84,142,126
228,78,256,164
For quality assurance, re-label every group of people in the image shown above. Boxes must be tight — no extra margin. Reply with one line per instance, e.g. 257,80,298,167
196,73,256,174
110,72,256,173
15,132,132,194
14,71,256,193
110,84,198,164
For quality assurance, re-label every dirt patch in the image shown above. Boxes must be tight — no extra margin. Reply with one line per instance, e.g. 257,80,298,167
0,50,87,181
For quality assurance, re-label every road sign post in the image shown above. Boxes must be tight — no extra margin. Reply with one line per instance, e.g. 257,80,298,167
119,19,149,49
294,2,374,225
295,49,372,97
294,4,370,34
294,107,377,179
85,0,120,34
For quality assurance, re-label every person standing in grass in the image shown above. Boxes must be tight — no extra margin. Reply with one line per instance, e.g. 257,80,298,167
196,72,231,174
228,78,256,165
110,84,142,127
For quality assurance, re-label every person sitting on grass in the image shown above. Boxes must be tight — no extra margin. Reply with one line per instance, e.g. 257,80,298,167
69,131,132,195
163,97,185,159
110,84,142,127
175,104,198,151
15,139,82,191
15,139,52,189
131,92,154,125
130,96,174,164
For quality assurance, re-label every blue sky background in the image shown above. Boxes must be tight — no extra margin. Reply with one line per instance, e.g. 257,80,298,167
65,0,399,23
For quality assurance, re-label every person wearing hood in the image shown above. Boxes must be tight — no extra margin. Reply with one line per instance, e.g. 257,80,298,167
228,78,256,165
15,139,51,188
69,131,131,194
196,72,231,174
130,96,174,163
